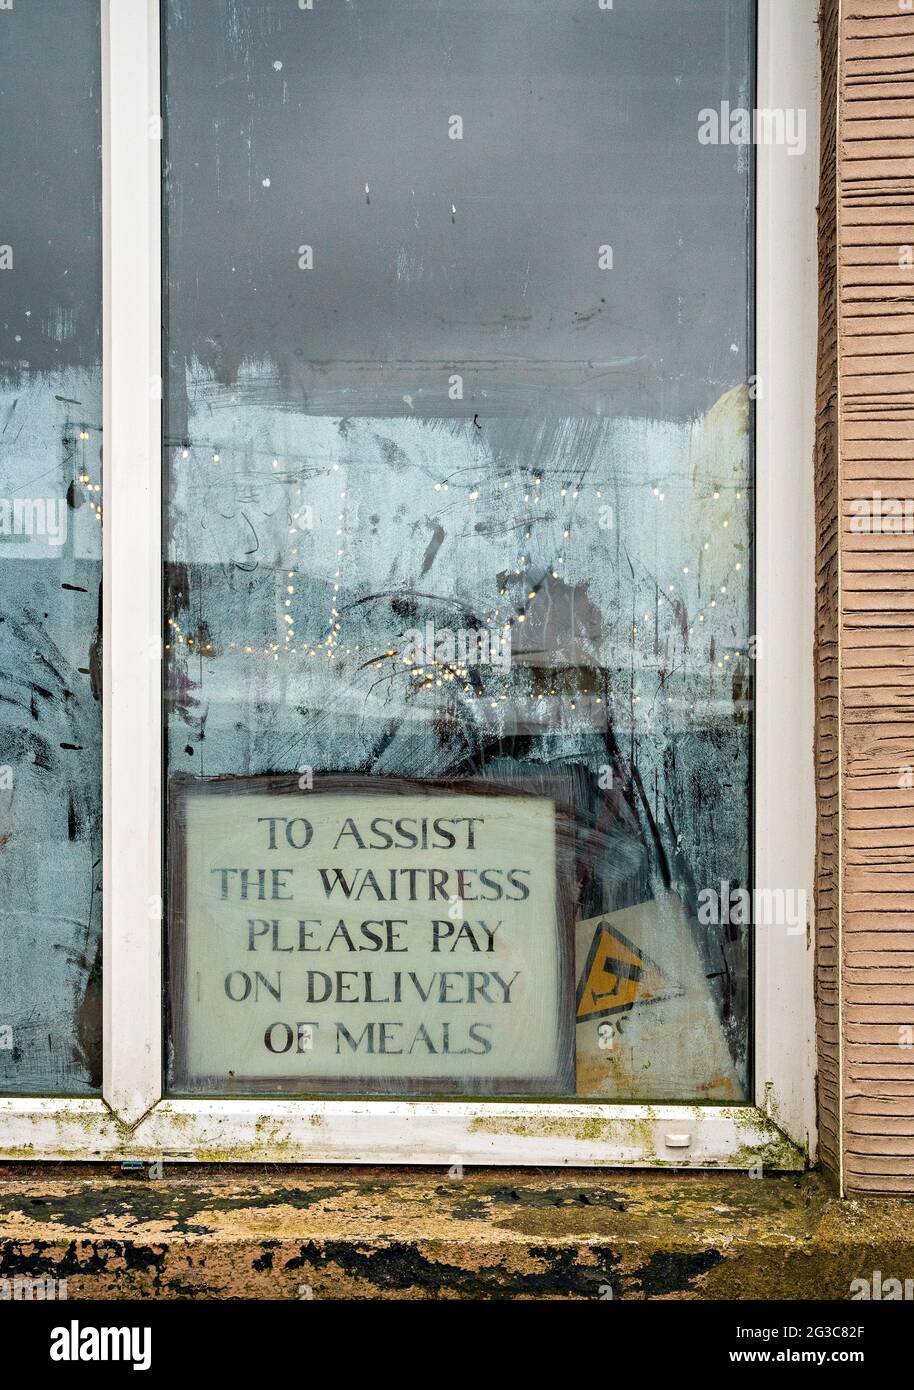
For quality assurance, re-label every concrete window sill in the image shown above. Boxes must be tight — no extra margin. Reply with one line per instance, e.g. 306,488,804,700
1,1166,912,1300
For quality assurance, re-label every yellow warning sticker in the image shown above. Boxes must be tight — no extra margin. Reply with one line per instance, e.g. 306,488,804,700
575,920,674,1023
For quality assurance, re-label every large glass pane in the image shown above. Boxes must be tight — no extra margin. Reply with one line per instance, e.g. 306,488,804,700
165,0,754,1101
0,0,102,1093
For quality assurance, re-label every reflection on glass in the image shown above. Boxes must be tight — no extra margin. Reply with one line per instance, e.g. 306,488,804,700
165,0,754,1101
0,0,102,1094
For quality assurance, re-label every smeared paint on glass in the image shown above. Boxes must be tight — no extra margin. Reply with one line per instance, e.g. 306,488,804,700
0,1,102,1093
164,0,753,1101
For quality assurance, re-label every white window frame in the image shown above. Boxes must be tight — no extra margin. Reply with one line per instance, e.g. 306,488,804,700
0,0,819,1168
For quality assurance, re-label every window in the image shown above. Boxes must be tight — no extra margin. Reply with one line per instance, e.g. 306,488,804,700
0,0,103,1096
1,0,817,1167
163,0,755,1108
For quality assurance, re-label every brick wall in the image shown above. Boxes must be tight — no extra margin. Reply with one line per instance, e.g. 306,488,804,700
820,0,914,1194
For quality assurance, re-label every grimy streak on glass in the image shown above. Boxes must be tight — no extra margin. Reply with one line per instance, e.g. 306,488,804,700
0,0,103,1094
163,0,753,1102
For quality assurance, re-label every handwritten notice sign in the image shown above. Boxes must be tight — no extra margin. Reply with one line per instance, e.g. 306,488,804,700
169,778,574,1095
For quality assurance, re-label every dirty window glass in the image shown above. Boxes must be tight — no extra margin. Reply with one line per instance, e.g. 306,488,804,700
164,0,754,1102
0,0,102,1094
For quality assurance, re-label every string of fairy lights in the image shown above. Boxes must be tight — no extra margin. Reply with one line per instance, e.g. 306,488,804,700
72,426,102,524
163,442,750,717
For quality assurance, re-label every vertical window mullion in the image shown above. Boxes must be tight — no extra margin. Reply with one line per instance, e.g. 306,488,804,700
102,0,163,1124
753,0,818,1149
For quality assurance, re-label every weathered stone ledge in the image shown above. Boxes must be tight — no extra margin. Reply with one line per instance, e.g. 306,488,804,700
1,1165,912,1299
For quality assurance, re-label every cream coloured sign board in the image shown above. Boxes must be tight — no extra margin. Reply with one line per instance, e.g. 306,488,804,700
169,778,574,1095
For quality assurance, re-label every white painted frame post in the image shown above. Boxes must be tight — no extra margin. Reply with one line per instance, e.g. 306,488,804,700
754,0,820,1159
0,0,819,1167
101,0,162,1127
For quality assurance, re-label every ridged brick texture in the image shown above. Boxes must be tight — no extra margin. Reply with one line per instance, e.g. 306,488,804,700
836,0,914,1194
817,0,842,1188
